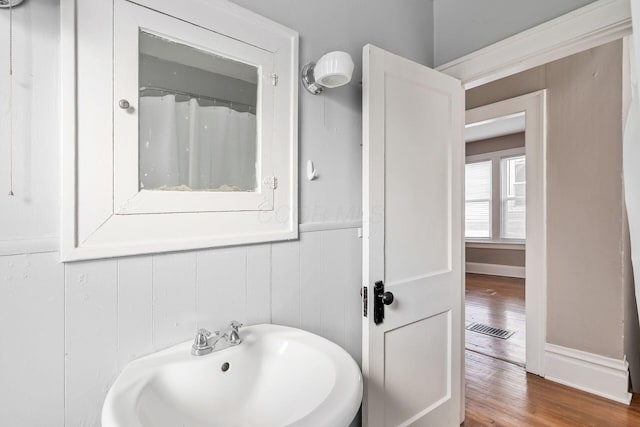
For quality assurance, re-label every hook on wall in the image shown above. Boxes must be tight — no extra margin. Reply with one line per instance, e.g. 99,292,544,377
307,160,318,181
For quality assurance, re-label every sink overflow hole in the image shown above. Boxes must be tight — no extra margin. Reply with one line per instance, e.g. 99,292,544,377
221,362,230,372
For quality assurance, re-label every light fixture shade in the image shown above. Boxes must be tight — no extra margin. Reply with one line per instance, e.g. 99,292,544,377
0,0,26,8
313,51,354,88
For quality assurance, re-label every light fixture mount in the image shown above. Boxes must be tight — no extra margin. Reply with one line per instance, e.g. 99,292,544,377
301,62,323,95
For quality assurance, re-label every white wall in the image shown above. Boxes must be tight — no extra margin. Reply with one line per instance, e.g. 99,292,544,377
433,0,598,66
0,0,434,425
0,0,60,252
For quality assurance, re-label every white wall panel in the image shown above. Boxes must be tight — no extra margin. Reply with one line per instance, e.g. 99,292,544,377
152,252,197,350
320,230,349,349
271,240,301,328
197,247,247,331
117,256,153,369
245,244,272,325
0,253,64,426
340,229,364,365
300,231,324,335
65,259,118,426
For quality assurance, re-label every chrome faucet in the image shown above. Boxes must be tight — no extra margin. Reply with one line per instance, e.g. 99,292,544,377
191,321,243,356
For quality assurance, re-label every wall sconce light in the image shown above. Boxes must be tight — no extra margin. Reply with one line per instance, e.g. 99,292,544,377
301,51,355,95
0,0,25,8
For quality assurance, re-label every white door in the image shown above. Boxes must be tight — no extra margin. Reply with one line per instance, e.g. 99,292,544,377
362,45,464,426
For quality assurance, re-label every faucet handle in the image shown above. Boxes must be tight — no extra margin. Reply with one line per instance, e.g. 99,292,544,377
194,328,211,346
227,321,243,346
229,321,243,330
192,328,214,356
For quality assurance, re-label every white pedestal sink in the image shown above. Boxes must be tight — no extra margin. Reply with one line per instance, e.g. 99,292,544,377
102,324,363,427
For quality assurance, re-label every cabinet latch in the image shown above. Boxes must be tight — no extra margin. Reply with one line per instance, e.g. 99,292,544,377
271,73,279,86
265,176,278,190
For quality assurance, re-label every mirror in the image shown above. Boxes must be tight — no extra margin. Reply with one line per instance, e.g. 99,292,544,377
138,31,259,192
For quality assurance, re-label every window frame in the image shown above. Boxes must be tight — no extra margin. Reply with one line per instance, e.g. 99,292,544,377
500,154,527,240
465,147,526,245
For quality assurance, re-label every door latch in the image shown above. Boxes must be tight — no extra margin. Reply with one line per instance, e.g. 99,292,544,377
361,286,368,318
373,281,394,325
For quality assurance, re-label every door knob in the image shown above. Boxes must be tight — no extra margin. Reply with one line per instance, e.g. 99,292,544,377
380,291,394,305
118,99,131,109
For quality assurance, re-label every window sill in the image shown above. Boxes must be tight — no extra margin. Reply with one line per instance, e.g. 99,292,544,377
465,241,525,250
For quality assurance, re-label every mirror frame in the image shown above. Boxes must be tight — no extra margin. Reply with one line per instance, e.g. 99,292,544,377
61,0,299,261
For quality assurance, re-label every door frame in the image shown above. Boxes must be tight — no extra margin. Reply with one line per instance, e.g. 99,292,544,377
466,91,547,376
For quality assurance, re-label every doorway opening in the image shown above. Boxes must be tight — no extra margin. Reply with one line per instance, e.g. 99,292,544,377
460,40,637,425
464,91,546,376
464,112,527,367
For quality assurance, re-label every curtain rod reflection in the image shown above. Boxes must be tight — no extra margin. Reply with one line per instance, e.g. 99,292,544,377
139,86,256,114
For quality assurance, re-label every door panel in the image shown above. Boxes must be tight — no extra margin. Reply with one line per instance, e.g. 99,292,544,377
384,312,451,426
362,44,463,427
384,74,451,284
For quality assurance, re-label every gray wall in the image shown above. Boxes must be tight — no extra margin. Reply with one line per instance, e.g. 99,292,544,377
466,132,525,156
0,0,434,425
466,247,525,267
231,0,435,225
467,40,629,360
434,0,598,66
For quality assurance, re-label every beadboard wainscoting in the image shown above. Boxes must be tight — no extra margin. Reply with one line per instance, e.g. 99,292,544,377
0,227,362,426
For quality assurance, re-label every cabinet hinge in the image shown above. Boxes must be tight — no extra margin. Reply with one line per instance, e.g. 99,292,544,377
265,176,278,190
271,73,279,86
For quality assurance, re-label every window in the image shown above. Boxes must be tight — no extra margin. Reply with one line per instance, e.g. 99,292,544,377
465,161,492,239
501,155,526,240
465,150,526,242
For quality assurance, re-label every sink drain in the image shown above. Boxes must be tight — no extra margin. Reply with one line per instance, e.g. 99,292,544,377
221,362,230,372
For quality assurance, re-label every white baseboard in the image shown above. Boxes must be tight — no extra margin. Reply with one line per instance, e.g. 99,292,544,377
545,343,631,404
465,262,525,278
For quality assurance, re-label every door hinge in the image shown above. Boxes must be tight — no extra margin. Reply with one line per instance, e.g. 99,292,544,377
271,73,279,86
361,286,368,318
265,176,278,190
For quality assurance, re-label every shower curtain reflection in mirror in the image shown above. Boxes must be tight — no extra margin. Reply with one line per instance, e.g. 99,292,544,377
139,94,258,192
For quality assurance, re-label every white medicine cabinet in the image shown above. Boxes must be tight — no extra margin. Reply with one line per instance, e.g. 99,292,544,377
62,0,299,261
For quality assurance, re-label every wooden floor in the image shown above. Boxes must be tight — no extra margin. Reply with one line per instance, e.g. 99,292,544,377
465,273,525,365
464,273,640,426
465,350,640,426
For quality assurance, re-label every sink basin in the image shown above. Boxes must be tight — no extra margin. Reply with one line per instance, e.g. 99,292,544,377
102,324,363,427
